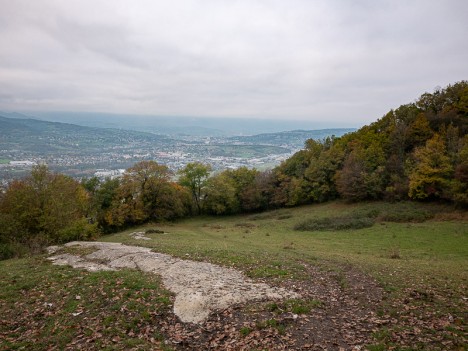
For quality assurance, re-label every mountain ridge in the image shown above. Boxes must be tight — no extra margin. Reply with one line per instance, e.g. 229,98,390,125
0,114,354,147
1,110,356,136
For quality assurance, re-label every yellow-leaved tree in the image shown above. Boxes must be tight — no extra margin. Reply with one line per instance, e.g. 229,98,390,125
408,134,453,200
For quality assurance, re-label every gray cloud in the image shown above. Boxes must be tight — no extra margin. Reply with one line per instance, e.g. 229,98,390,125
0,0,467,126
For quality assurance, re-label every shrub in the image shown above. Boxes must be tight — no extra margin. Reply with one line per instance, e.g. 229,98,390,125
294,216,375,231
0,243,21,260
0,235,48,260
379,204,433,222
350,207,380,219
57,220,101,243
145,228,165,234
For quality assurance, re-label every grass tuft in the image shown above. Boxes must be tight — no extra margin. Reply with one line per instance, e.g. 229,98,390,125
239,326,252,336
388,246,401,259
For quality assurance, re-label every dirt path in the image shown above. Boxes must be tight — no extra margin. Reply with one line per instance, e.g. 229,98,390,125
47,241,299,324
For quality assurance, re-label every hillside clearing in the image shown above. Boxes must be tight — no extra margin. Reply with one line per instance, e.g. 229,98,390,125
1,201,467,350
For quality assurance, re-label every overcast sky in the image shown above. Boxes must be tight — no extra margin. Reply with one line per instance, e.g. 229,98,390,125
1,0,467,127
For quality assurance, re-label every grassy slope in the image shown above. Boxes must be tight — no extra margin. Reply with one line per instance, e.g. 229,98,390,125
1,201,467,350
105,202,467,289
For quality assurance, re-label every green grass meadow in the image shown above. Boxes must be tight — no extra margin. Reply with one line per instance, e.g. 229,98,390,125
105,202,467,289
1,201,467,350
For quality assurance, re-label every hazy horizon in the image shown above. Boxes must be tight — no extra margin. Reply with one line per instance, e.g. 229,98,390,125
1,110,358,135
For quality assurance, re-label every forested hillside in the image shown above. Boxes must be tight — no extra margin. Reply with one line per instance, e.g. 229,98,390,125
272,81,468,205
1,81,467,258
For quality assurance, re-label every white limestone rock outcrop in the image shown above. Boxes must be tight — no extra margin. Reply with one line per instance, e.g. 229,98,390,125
48,241,299,324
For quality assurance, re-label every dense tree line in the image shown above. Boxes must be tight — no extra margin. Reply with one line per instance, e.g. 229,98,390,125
1,81,467,258
0,165,99,258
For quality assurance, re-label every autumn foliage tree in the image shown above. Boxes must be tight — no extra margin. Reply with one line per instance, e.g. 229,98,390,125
452,135,468,205
82,176,120,229
408,134,454,200
203,173,239,215
0,165,96,258
104,161,189,228
178,162,212,214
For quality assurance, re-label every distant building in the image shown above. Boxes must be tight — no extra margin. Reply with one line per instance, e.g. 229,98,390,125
94,169,125,179
9,161,37,166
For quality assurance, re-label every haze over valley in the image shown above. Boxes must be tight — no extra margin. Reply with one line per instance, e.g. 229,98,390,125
0,113,354,182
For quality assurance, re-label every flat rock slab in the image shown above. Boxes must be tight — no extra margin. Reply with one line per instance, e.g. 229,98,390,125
47,241,299,324
129,231,151,240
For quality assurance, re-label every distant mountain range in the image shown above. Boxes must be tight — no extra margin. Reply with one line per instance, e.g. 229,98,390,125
1,111,357,137
0,113,355,150
0,114,355,181
229,129,355,148
0,115,169,154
